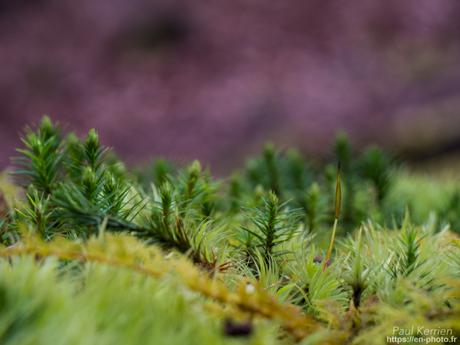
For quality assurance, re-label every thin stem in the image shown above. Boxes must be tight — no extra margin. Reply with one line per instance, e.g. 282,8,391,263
323,217,338,271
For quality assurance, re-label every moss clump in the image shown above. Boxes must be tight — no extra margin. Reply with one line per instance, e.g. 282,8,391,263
0,117,458,345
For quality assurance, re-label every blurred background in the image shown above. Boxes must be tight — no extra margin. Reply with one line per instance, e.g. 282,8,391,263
1,0,460,173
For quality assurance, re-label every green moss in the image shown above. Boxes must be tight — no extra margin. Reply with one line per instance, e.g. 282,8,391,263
0,117,458,345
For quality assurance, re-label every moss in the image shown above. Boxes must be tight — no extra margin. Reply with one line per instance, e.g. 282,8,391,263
0,117,458,345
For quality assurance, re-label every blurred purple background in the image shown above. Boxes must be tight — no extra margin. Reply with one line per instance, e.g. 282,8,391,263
1,0,460,172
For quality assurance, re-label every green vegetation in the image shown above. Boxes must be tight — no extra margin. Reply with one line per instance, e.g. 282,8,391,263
0,117,458,345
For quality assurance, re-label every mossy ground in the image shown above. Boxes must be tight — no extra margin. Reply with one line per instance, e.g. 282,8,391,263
0,117,458,345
